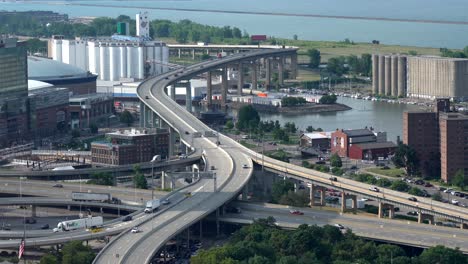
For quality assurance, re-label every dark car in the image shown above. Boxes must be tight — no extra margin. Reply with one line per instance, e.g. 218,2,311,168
24,218,36,224
52,183,63,188
315,161,326,165
145,96,149,99
40,224,49,230
122,215,133,222
329,177,338,182
185,131,190,135
415,180,425,185
408,197,418,202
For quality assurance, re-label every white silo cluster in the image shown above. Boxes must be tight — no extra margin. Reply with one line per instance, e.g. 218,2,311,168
50,37,169,82
371,54,407,97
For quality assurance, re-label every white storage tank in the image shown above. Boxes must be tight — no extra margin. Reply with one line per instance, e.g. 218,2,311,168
109,45,120,81
53,39,63,62
137,46,144,79
120,46,127,78
127,46,134,78
162,46,169,73
99,45,109,81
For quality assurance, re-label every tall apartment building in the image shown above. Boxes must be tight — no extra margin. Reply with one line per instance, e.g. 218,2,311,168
0,37,29,147
403,98,468,182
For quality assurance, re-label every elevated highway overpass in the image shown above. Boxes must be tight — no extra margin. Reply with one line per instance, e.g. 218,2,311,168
94,48,467,263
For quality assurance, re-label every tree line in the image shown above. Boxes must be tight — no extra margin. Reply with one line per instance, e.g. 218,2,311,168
192,218,466,264
0,13,250,44
307,48,372,77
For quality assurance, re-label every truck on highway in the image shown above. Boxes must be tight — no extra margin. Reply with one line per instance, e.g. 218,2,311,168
53,216,103,232
71,192,120,204
144,199,161,213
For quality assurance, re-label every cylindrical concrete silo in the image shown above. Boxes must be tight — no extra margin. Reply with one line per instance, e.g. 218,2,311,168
378,55,385,95
155,45,162,75
54,40,63,62
99,45,108,81
397,56,407,97
162,46,169,73
146,45,154,76
127,46,134,78
120,46,127,78
372,54,379,95
391,55,398,97
109,45,120,81
384,56,392,96
137,46,145,79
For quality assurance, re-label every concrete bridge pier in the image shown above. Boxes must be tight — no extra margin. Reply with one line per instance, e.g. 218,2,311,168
309,184,326,206
341,193,357,213
237,62,244,96
461,222,467,230
221,67,228,105
161,171,166,190
378,202,395,219
418,211,434,224
215,208,220,237
277,57,284,85
185,81,192,112
290,53,298,79
242,184,249,201
31,205,37,218
251,62,258,93
170,85,176,100
206,71,212,107
265,58,272,89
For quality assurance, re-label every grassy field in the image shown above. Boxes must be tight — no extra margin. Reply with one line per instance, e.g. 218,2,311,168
366,167,406,178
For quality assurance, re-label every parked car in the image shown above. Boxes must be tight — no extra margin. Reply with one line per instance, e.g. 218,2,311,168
334,223,345,230
415,180,425,185
451,199,460,205
424,182,433,187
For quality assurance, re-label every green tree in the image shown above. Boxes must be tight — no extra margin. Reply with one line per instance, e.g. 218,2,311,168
88,172,114,186
408,187,424,196
119,110,134,126
432,192,443,202
225,120,234,130
40,253,58,264
417,245,467,264
248,255,270,264
307,49,321,68
236,105,260,131
452,169,467,191
271,179,294,203
330,153,342,168
133,165,148,189
61,241,95,264
376,244,406,264
319,94,337,104
306,126,314,132
279,190,310,207
390,180,410,192
392,143,419,176
327,57,347,75
376,178,392,187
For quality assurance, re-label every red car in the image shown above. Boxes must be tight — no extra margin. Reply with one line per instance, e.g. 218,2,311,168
289,210,304,215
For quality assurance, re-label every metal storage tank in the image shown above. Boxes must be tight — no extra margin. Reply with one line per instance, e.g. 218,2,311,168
372,54,379,95
384,56,391,96
109,45,120,81
99,45,109,81
147,46,154,76
137,46,144,79
54,40,63,63
397,56,407,97
75,41,87,71
120,46,127,78
155,46,162,75
126,46,134,78
391,55,398,97
378,55,385,95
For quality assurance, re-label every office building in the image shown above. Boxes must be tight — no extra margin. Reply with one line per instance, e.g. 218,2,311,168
91,128,169,165
69,93,114,129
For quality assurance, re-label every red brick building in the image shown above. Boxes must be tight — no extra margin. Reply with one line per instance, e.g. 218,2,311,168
439,113,468,182
91,128,169,165
331,129,378,157
348,142,397,160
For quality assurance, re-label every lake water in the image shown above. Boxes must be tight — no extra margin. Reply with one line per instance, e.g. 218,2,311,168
259,97,422,142
2,0,468,48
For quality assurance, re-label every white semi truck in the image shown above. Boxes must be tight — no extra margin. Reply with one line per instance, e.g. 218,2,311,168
71,192,120,204
144,199,161,213
53,216,103,232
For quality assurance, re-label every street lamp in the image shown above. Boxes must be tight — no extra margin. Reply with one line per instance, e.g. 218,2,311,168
150,155,160,200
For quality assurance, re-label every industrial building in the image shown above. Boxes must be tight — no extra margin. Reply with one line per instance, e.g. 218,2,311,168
373,54,468,100
300,132,331,150
28,56,97,95
91,128,169,165
404,98,468,182
69,93,114,129
371,54,406,97
331,128,392,160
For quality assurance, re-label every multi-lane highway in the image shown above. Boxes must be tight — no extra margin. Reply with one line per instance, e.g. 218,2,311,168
223,202,468,253
94,48,467,263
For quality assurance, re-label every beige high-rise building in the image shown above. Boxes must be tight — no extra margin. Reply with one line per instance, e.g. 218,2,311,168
407,57,468,99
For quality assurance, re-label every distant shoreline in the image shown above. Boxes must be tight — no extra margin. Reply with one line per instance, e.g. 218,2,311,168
229,102,352,114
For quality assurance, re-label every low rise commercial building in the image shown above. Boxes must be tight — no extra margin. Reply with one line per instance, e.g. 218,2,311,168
331,128,394,160
299,132,331,150
348,142,396,160
69,93,114,129
91,128,169,165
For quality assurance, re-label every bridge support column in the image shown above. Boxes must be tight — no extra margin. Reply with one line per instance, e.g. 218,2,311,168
265,58,271,89
221,67,228,105
278,57,284,85
251,62,258,93
341,193,357,213
216,208,220,237
161,171,166,190
242,185,249,201
417,211,434,224
178,49,181,58
319,188,326,206
139,102,145,127
461,222,467,230
309,184,315,207
290,53,298,79
31,205,36,218
237,62,243,96
170,85,176,100
100,207,104,214
185,81,192,112
67,205,71,211
192,49,195,59
378,202,395,219
206,71,212,107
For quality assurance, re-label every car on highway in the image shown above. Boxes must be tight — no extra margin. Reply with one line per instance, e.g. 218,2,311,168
162,199,170,205
408,197,418,202
24,218,36,224
242,164,249,169
40,224,49,230
145,96,149,99
184,192,192,197
329,177,338,182
131,226,140,233
369,187,380,192
407,211,418,216
211,166,215,170
52,184,63,188
334,223,345,229
122,215,133,222
185,131,190,135
289,210,303,215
